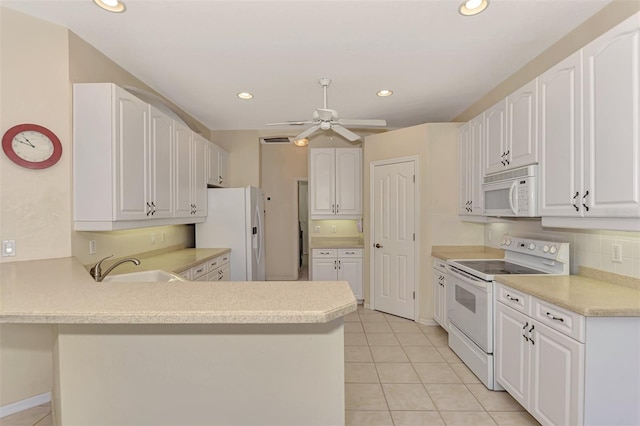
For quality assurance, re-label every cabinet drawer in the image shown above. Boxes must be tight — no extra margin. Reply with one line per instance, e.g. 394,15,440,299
496,283,530,314
207,257,220,270
312,249,337,258
532,298,585,342
433,257,448,272
190,262,208,280
339,249,362,258
178,269,192,281
218,253,230,265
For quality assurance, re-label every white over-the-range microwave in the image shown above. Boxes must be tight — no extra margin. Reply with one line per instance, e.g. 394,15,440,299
482,164,538,217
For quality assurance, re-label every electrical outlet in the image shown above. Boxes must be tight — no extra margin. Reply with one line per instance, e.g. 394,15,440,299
331,225,337,233
89,240,97,255
612,244,623,263
151,233,156,244
313,226,321,233
488,231,492,241
2,240,16,257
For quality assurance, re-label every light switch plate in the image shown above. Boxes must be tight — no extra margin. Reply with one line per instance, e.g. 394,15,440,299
2,240,16,257
313,226,321,233
89,240,97,255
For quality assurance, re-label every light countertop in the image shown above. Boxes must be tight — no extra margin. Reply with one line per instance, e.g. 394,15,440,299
0,252,357,325
431,245,504,261
496,271,640,317
310,237,364,249
100,247,231,275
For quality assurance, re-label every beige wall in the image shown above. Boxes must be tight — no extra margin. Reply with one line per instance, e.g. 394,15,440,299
454,0,640,122
363,124,485,324
210,130,261,188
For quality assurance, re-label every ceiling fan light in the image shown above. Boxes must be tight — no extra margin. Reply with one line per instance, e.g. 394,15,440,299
294,138,309,147
93,0,126,13
237,92,253,100
459,0,489,16
377,89,393,97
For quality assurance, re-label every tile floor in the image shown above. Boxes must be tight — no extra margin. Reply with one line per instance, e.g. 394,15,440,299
343,306,540,426
1,306,541,426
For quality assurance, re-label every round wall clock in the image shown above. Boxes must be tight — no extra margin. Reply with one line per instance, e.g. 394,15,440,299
2,124,63,169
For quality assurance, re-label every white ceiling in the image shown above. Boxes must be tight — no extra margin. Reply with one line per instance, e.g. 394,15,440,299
2,0,611,132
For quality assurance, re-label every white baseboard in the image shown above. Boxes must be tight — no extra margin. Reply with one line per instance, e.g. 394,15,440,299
364,302,371,309
0,391,51,418
417,316,439,326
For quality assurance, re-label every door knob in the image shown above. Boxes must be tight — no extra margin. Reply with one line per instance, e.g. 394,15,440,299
375,243,383,248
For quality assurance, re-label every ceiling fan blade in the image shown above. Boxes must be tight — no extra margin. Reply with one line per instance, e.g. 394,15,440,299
266,121,314,126
337,118,387,127
295,125,321,141
331,124,361,142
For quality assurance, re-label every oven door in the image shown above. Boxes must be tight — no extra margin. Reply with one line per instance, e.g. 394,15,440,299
447,266,493,353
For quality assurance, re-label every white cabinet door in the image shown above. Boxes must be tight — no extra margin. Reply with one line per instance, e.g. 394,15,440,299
207,142,220,187
507,79,538,169
192,135,208,217
218,263,230,281
432,272,444,327
469,115,484,215
218,148,229,188
539,51,583,218
495,302,530,409
114,88,149,220
312,258,337,281
310,149,336,216
174,122,193,218
335,148,362,216
458,122,471,215
149,106,173,219
484,101,507,175
529,320,584,426
339,257,362,300
583,17,640,217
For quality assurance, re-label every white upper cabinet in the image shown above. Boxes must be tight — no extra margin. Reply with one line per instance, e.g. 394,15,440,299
539,51,583,218
541,13,640,230
74,83,188,230
310,148,361,219
582,14,640,218
174,126,207,218
207,142,230,187
485,80,538,176
459,114,484,216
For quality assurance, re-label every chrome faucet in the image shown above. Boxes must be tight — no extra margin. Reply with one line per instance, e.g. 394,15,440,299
90,255,141,282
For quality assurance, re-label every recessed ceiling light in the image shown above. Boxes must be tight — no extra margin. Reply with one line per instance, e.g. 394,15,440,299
293,138,309,147
93,0,126,13
459,0,489,16
237,92,253,100
377,89,393,97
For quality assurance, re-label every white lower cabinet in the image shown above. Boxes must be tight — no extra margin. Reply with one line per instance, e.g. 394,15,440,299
495,283,640,426
182,253,231,282
311,249,362,300
431,257,448,330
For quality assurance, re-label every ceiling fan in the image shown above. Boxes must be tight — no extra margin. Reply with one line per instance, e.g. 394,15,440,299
266,78,387,142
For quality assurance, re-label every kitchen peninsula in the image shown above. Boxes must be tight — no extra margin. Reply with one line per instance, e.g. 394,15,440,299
0,255,356,425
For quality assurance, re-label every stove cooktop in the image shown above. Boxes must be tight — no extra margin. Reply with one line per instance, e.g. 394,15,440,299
453,260,547,275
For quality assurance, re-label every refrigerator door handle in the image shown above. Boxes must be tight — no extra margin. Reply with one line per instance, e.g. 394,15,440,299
255,205,263,266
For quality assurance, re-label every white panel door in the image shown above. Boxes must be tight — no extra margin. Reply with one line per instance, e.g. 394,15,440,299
339,257,363,300
149,106,173,219
507,79,538,169
174,122,193,218
529,320,584,426
495,303,530,409
335,148,362,216
583,16,640,217
114,88,148,220
539,51,583,218
309,149,336,216
373,160,416,320
484,101,507,175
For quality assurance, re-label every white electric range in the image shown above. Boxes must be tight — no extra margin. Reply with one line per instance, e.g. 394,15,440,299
446,237,570,390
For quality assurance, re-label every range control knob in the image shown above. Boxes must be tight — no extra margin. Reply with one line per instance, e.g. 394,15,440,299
528,243,536,250
500,237,507,246
505,238,512,246
549,246,558,254
543,245,550,253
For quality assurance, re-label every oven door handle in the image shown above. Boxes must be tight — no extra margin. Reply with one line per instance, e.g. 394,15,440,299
509,180,518,215
448,266,488,289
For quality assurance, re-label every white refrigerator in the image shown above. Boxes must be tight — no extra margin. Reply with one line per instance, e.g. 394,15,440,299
196,186,265,281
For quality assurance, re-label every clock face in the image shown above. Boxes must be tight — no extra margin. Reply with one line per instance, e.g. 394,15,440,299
2,124,62,169
11,130,55,163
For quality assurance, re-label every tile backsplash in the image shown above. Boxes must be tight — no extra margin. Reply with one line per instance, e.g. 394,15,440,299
484,220,640,278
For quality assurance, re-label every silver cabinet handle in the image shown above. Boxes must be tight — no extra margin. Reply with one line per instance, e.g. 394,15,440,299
336,204,339,213
529,324,535,345
146,202,152,216
506,295,520,302
522,322,529,342
334,260,337,270
331,204,335,213
338,260,341,269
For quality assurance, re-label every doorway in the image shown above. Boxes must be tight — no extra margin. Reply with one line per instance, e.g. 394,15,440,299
296,179,309,280
370,158,417,320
